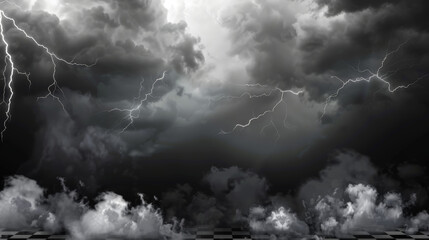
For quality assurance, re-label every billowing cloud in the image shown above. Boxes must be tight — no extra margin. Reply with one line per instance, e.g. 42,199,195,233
248,206,309,236
0,175,181,239
408,211,429,233
1,150,429,238
205,166,269,214
314,184,405,234
69,192,176,239
159,151,429,236
161,166,270,226
0,0,208,194
0,176,50,230
298,151,377,202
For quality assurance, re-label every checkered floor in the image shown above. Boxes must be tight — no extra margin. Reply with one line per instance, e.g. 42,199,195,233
1,228,429,239
181,228,429,240
0,231,66,239
183,228,429,240
321,230,429,240
182,227,255,240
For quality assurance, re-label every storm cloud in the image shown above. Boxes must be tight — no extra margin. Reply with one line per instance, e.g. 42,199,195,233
0,0,428,237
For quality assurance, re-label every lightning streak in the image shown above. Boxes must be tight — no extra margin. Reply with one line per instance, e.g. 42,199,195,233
210,86,275,105
0,12,14,141
109,71,167,133
260,119,280,142
321,42,426,119
0,8,96,141
218,42,426,138
219,84,303,135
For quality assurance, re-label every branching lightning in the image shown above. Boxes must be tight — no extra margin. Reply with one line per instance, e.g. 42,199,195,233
217,42,427,139
108,71,167,133
218,84,303,136
321,41,427,119
0,6,96,141
0,0,426,144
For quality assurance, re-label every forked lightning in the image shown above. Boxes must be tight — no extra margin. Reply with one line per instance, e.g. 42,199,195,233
0,7,95,141
321,42,427,119
109,71,167,133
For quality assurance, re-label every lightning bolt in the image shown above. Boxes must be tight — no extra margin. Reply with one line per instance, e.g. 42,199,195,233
218,42,427,137
219,84,303,135
109,71,167,133
210,85,276,105
0,7,96,141
260,119,280,142
321,41,428,119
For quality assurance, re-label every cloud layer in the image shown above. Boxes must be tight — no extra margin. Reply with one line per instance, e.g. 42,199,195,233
1,151,428,239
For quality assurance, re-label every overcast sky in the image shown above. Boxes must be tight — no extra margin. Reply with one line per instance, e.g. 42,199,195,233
0,0,428,214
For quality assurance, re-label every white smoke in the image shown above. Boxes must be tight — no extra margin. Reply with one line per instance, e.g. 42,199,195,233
314,184,405,234
0,176,54,230
250,183,428,236
407,211,429,233
0,176,182,240
248,206,309,236
1,155,429,239
69,192,182,239
244,151,429,236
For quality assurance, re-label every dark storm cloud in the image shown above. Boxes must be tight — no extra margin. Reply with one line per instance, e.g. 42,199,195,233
207,0,429,191
300,1,429,75
161,185,224,226
217,0,429,105
299,0,429,105
19,95,127,192
160,166,270,226
101,0,166,30
205,166,269,214
0,0,206,195
298,151,377,202
219,0,300,89
315,0,396,16
1,1,429,235
3,0,204,92
145,2,428,211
